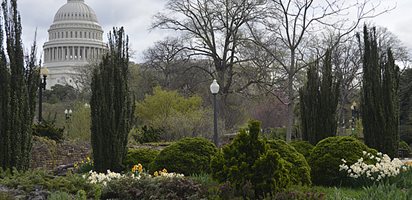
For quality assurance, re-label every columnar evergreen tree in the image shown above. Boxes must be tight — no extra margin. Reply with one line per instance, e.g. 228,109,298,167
90,27,133,172
0,0,39,170
361,26,399,158
300,51,340,145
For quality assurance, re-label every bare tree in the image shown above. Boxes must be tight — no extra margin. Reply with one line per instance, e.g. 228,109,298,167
249,0,392,141
152,0,267,129
143,37,189,88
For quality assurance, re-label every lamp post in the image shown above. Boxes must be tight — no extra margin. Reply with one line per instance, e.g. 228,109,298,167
210,79,220,146
38,67,49,123
350,102,357,135
64,109,73,120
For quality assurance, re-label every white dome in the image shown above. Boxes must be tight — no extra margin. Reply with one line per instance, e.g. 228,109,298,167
53,0,98,23
43,0,107,89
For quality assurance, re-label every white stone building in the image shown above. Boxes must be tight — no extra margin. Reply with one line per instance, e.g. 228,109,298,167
43,0,106,89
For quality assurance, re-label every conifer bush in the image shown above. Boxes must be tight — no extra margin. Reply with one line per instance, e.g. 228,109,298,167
308,136,377,186
267,139,311,185
123,148,159,170
211,121,290,198
289,140,314,159
150,137,217,175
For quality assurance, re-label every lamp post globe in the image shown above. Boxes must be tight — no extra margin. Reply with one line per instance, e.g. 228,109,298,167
210,79,220,146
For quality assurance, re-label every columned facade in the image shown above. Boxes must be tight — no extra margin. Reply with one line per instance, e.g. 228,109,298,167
43,0,106,89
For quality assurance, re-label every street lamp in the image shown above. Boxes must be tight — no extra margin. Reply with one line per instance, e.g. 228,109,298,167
38,67,49,123
210,79,220,146
350,102,357,135
64,109,73,120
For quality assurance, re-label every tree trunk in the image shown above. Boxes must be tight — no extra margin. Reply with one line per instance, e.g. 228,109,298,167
286,50,296,142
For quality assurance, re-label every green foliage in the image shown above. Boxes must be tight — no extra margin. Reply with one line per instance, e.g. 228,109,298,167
123,148,159,170
32,120,64,142
359,183,412,200
308,136,376,186
399,140,411,155
135,86,210,140
74,157,94,174
90,27,134,173
266,139,311,186
211,120,290,198
101,175,207,200
130,125,163,144
299,50,340,145
0,169,101,198
393,167,412,189
290,140,314,159
400,68,412,144
0,0,39,170
66,103,91,141
48,191,72,200
43,84,78,104
361,26,400,158
150,137,217,175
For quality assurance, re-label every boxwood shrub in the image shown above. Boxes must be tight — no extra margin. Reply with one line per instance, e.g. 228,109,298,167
308,136,377,186
289,140,314,159
123,148,160,171
150,137,217,175
266,139,311,186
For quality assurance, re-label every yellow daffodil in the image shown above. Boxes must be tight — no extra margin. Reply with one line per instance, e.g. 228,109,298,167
137,164,143,173
132,165,138,173
154,171,159,177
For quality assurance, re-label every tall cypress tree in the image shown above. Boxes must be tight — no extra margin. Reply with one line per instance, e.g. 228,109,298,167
361,26,399,158
300,50,340,145
90,27,133,172
0,0,39,170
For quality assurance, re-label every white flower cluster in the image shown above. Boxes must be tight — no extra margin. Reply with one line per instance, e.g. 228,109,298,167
339,151,406,182
83,170,140,186
153,169,184,178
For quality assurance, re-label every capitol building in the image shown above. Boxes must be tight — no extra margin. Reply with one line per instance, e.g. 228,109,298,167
43,0,106,89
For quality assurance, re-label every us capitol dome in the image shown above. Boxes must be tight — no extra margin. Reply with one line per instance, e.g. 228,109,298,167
43,0,106,89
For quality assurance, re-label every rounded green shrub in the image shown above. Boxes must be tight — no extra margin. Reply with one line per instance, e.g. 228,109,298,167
150,137,217,175
308,136,377,186
289,140,314,159
211,121,290,198
123,148,159,170
266,139,311,185
399,140,411,156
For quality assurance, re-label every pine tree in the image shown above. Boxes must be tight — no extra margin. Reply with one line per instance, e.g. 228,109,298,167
0,0,39,170
90,27,133,172
300,50,340,145
361,26,399,158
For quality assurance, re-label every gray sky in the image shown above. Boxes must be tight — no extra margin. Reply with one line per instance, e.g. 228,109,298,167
17,0,412,63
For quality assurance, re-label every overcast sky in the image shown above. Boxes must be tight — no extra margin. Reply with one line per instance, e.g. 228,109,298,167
17,0,412,63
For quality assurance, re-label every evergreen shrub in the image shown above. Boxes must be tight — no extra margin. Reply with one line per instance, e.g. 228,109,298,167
289,140,314,159
150,137,216,175
308,136,377,186
101,175,207,199
399,140,411,156
267,139,311,185
211,121,290,198
123,148,159,170
32,121,64,142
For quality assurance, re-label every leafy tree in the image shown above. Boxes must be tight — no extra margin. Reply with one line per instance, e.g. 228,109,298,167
361,26,400,158
0,0,39,170
135,86,210,140
90,27,134,172
43,84,78,103
299,50,340,145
